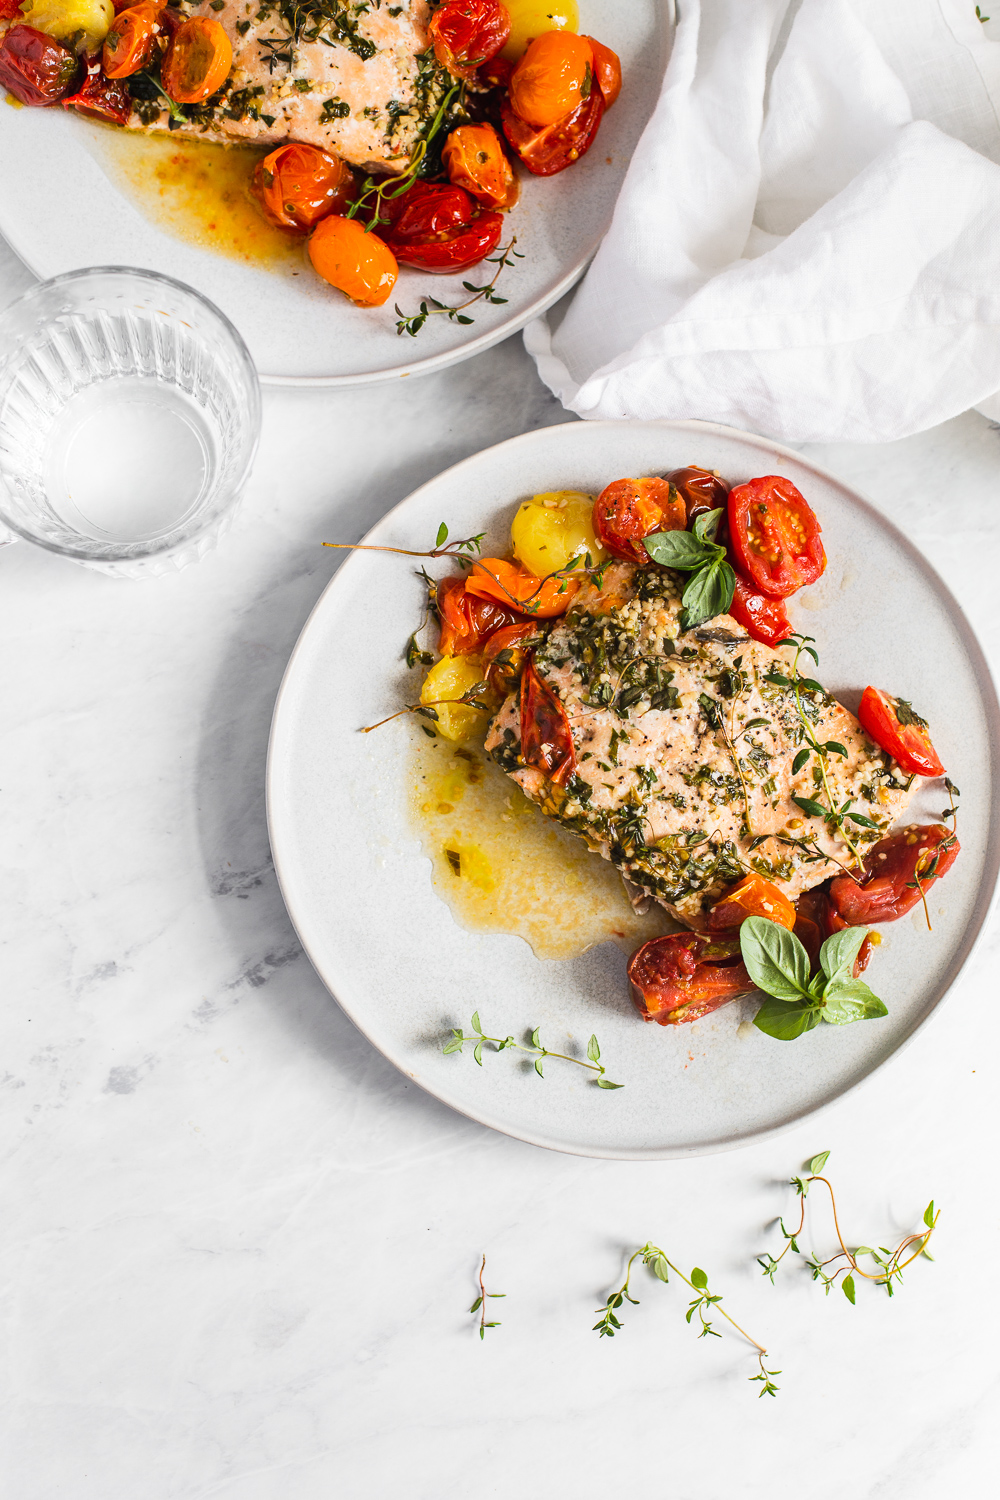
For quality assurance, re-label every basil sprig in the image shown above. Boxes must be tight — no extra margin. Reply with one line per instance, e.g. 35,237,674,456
642,509,736,631
740,917,887,1041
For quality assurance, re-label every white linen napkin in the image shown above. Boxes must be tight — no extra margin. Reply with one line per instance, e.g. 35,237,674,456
526,0,1000,444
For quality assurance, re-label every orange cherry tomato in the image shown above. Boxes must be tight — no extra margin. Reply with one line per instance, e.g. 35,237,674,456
705,874,796,934
592,477,686,565
858,686,945,777
442,123,518,209
509,30,594,128
466,557,578,617
103,3,160,79
436,575,523,656
252,143,356,234
583,35,621,107
307,215,398,306
161,16,231,104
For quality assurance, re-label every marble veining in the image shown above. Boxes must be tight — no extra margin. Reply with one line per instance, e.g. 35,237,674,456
0,239,997,1498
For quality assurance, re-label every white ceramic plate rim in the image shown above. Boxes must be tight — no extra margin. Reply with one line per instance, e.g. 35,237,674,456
267,418,1000,1158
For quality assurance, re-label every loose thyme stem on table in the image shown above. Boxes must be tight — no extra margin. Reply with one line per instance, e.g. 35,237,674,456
469,1254,505,1340
443,1013,623,1088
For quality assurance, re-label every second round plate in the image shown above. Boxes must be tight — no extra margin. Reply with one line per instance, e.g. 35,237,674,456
267,420,1000,1157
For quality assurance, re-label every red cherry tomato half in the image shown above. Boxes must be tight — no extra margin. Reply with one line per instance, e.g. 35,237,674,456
858,686,945,778
727,475,826,599
828,824,959,927
63,51,132,123
429,0,510,78
519,658,575,786
628,933,752,1026
500,88,603,176
377,181,504,273
0,24,79,106
727,573,791,647
592,476,686,565
706,874,796,934
793,886,873,975
436,575,523,657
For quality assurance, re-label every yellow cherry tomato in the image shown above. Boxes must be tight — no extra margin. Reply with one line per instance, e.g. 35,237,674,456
510,490,606,577
501,0,578,60
421,655,493,742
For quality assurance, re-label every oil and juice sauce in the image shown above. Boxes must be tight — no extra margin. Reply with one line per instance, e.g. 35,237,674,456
89,127,305,273
408,725,673,962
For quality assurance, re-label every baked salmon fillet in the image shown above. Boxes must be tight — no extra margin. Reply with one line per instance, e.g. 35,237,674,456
484,562,915,927
129,0,447,174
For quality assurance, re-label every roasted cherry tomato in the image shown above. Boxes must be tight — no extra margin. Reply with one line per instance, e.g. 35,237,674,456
665,465,729,527
520,657,575,786
727,475,826,599
429,0,510,79
792,886,872,975
509,29,592,126
858,686,945,778
500,86,602,175
706,874,795,934
466,557,577,617
828,824,960,927
63,49,131,121
160,15,230,104
442,123,517,209
307,216,398,306
592,476,686,565
0,24,79,104
628,933,752,1026
727,573,791,647
377,181,504,273
102,2,159,77
482,620,540,691
478,53,512,88
436,575,523,657
583,34,621,107
251,143,355,233
0,0,25,15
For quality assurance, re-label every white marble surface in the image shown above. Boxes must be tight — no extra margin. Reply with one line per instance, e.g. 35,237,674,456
1,236,998,1498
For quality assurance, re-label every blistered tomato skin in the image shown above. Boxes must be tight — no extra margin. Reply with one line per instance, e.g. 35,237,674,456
828,825,959,926
520,659,575,785
583,35,621,107
442,123,517,209
307,216,398,306
429,0,510,78
628,934,752,1026
858,686,946,778
63,49,131,121
0,24,79,105
377,181,504,273
436,576,523,657
160,15,231,104
467,558,577,617
706,874,796,934
509,29,593,126
102,3,159,78
252,144,355,233
727,573,791,648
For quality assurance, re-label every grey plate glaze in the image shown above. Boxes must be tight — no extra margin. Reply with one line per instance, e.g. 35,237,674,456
0,2,670,386
267,420,1000,1158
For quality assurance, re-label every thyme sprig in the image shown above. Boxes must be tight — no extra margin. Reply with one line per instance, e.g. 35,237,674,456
757,1151,939,1300
469,1254,504,1339
444,1012,623,1088
395,242,524,338
594,1244,779,1398
907,778,960,932
772,633,869,870
360,681,492,734
323,521,485,561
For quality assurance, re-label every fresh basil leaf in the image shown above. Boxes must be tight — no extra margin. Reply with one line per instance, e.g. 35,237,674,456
819,926,867,986
642,528,714,571
692,507,723,545
753,996,822,1041
792,794,828,819
680,558,736,630
740,916,811,1001
821,979,887,1025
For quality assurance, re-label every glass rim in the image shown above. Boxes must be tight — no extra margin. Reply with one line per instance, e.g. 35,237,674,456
0,264,261,567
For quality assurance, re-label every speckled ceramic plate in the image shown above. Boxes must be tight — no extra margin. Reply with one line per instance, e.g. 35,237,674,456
267,420,1000,1158
0,2,670,386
